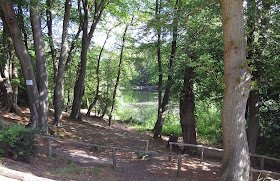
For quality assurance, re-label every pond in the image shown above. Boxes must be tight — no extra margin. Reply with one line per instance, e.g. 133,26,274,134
116,87,159,126
121,86,158,103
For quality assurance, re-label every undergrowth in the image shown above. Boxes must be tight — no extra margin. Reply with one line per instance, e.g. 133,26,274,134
0,121,39,162
116,98,223,146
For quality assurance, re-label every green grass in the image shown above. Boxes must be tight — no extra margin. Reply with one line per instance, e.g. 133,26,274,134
53,164,83,176
52,164,103,177
87,167,103,175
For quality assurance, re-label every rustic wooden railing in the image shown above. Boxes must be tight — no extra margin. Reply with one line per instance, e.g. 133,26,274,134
42,136,280,178
169,142,280,178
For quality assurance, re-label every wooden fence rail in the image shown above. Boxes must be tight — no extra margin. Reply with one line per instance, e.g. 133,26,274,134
42,136,280,178
169,142,280,171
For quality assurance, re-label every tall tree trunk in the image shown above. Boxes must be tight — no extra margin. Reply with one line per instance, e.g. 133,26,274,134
246,0,258,155
247,0,271,155
46,0,58,81
0,22,19,113
8,37,19,113
65,27,82,71
155,0,163,136
70,0,89,120
220,0,251,180
30,0,49,134
16,3,28,49
108,19,132,126
101,61,112,119
86,26,117,116
53,0,71,127
65,89,71,113
153,0,180,138
247,89,260,154
63,26,82,111
71,0,107,120
180,63,197,154
1,0,40,127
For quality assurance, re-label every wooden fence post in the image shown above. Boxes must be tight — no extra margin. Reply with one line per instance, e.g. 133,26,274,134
169,143,172,161
177,157,182,177
47,138,52,157
260,157,264,170
250,170,253,181
112,148,117,169
201,147,204,161
145,141,149,152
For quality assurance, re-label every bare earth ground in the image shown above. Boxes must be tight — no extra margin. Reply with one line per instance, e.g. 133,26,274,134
0,107,279,181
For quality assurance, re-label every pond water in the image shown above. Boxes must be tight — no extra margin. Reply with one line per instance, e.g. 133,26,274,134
121,87,158,103
116,87,159,125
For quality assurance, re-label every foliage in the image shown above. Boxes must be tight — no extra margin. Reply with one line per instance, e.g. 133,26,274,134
0,125,39,162
162,110,181,136
196,100,223,146
258,95,280,158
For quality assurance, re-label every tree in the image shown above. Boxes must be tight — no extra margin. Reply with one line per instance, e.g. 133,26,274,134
0,21,20,113
153,0,180,138
220,0,251,180
108,18,133,126
30,0,49,134
155,0,163,138
179,58,197,154
247,0,272,155
86,24,118,117
256,0,280,158
1,0,40,127
16,1,29,50
53,0,71,127
46,0,57,82
71,0,108,120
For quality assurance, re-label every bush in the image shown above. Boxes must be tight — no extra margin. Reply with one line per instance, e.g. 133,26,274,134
196,100,223,145
0,125,38,162
162,111,182,136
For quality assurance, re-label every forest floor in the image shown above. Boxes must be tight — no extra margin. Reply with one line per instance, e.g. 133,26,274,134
0,107,279,181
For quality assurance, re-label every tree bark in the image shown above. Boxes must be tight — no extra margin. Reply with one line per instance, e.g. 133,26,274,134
153,0,180,138
180,63,197,154
247,89,260,154
155,0,163,137
16,3,28,49
7,37,19,113
71,0,107,120
220,0,251,180
30,0,49,134
65,27,82,71
1,0,40,127
53,0,71,127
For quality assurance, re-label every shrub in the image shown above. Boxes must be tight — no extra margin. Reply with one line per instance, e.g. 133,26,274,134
162,111,182,136
196,100,223,145
0,125,38,162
